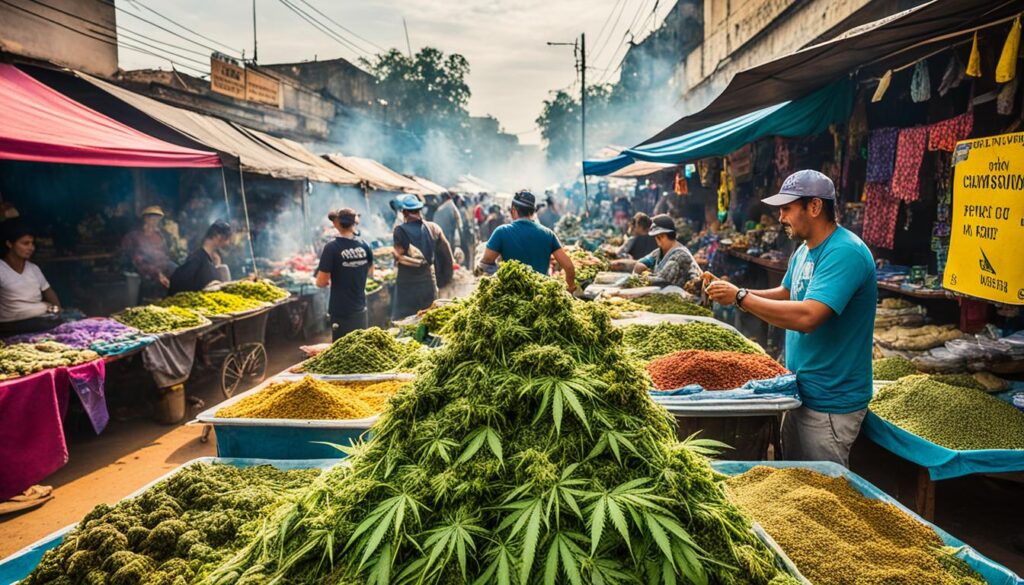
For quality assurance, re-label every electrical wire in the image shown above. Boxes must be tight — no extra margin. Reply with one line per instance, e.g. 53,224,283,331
124,0,243,56
590,0,630,66
293,0,385,53
589,0,626,62
277,0,366,59
96,0,243,59
594,0,651,83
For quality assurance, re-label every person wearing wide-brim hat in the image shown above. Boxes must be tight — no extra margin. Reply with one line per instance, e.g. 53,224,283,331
316,208,374,340
390,194,454,320
120,205,176,304
632,213,702,288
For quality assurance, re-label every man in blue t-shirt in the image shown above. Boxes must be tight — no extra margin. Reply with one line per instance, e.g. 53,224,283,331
478,191,577,292
705,170,876,466
316,208,374,341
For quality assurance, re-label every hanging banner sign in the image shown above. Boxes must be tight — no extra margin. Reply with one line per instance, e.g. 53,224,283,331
944,132,1024,304
245,68,281,107
210,55,245,100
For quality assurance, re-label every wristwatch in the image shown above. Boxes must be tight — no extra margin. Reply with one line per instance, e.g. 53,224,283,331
736,288,749,311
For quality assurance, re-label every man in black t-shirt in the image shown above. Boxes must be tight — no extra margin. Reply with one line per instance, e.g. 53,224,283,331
617,213,658,260
316,208,373,340
169,220,232,294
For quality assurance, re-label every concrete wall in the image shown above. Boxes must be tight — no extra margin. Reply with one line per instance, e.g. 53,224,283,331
263,58,377,107
0,0,118,76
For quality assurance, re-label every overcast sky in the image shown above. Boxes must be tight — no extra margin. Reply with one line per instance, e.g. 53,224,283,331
114,0,674,145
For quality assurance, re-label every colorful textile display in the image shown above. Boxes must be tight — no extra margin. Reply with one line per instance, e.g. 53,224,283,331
863,183,900,249
928,112,974,152
866,128,899,182
890,127,928,202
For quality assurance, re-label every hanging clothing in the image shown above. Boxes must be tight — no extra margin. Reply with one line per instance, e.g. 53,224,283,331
866,128,899,183
938,53,965,97
863,183,900,249
966,32,982,78
872,70,893,103
996,17,1021,83
890,127,928,203
928,112,974,152
998,76,1019,115
911,60,931,103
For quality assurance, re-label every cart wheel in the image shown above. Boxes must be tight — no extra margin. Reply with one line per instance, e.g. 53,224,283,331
240,342,268,384
220,352,244,398
220,343,268,398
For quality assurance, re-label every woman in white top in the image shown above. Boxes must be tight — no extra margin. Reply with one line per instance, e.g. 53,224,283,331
0,222,61,335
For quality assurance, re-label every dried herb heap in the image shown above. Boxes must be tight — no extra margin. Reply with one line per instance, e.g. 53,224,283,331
216,376,406,420
872,356,919,381
634,294,713,317
566,247,609,284
596,297,646,318
0,341,98,378
24,463,319,585
303,327,421,375
622,321,765,361
220,280,290,303
726,466,984,585
871,375,1024,450
113,305,208,334
648,350,787,391
211,261,792,585
419,299,467,334
157,291,265,317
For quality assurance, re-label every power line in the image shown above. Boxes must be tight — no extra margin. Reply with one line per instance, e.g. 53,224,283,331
276,0,367,59
124,0,243,56
589,0,625,60
97,0,243,59
590,0,630,65
293,0,385,53
0,0,209,75
594,0,649,82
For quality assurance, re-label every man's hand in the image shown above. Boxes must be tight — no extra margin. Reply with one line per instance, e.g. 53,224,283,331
158,273,170,288
706,279,740,305
566,282,577,294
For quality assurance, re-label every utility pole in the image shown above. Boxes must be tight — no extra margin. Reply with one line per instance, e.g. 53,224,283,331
548,33,589,214
252,0,258,63
403,18,413,58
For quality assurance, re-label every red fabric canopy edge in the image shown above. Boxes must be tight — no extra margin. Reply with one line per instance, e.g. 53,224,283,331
0,65,220,168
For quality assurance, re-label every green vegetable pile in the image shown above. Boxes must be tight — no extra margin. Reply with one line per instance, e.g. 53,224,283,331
622,321,765,361
554,213,583,241
303,327,421,374
634,294,713,317
220,280,290,303
113,305,209,334
157,291,266,317
419,299,466,334
872,357,919,381
929,373,986,391
0,341,98,378
24,463,319,585
871,375,1024,450
567,247,609,284
624,274,650,289
210,261,793,585
365,279,382,293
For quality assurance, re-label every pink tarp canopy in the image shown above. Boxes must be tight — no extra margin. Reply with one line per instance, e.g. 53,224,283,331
0,64,220,168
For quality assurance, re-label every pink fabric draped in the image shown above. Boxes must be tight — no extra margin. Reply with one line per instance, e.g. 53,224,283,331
0,65,220,168
0,369,69,501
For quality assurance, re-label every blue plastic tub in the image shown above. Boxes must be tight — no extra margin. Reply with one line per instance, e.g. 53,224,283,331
0,457,341,585
195,373,413,459
713,460,1024,585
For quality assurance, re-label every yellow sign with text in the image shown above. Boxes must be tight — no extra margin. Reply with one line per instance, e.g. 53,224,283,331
944,132,1024,304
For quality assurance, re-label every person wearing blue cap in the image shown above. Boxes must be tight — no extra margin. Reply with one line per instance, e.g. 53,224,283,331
391,194,454,319
477,190,576,292
704,170,877,467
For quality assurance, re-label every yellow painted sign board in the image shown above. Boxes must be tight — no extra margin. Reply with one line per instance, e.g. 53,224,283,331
210,55,245,100
944,132,1024,304
245,68,281,107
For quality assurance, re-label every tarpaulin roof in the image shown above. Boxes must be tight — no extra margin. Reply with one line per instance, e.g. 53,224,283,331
585,78,854,176
323,154,423,192
593,146,676,178
640,0,1021,146
407,175,448,196
0,64,219,168
231,126,359,185
74,72,339,182
453,174,496,194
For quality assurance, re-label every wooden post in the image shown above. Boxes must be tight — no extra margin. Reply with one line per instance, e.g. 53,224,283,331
915,466,936,521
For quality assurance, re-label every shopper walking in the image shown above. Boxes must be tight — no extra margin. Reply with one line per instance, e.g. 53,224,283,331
391,195,454,320
316,208,373,340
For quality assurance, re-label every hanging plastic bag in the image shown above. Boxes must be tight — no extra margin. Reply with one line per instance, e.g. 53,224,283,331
911,60,931,102
872,69,893,102
996,17,1021,83
966,32,982,78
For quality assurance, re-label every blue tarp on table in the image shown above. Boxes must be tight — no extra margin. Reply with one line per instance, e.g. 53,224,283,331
714,460,1024,585
861,411,1024,480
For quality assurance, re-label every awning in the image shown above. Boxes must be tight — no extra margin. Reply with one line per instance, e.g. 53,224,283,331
585,78,853,176
453,174,496,194
407,175,448,196
73,72,338,182
323,154,423,193
0,64,219,168
640,0,1020,146
592,146,676,178
231,125,359,185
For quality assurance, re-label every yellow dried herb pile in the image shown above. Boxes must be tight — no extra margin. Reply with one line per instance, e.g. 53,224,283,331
726,466,984,585
216,376,406,420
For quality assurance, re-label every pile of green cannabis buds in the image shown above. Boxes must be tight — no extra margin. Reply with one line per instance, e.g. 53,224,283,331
211,261,797,585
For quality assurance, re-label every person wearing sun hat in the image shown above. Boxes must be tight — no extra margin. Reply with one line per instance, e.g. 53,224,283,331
120,205,175,304
316,208,373,340
391,194,454,320
632,213,702,288
704,169,876,466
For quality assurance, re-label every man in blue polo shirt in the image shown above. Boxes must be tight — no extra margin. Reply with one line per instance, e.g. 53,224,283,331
478,190,577,292
705,170,876,466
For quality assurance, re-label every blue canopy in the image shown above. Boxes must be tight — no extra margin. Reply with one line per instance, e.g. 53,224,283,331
584,77,854,176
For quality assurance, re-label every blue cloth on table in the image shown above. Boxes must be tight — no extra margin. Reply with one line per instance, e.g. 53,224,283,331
649,374,799,401
712,460,1024,585
861,410,1024,480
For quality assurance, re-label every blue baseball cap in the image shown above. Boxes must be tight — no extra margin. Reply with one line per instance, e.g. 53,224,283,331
761,170,836,206
394,194,424,211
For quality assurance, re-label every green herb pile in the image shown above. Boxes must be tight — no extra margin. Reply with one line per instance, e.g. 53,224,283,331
634,294,713,317
0,341,98,378
567,247,609,284
365,279,382,293
157,291,266,317
303,327,421,375
871,375,1024,450
624,274,650,289
554,213,583,241
928,373,986,391
113,305,208,334
872,357,919,381
420,299,467,334
220,280,290,303
210,261,792,585
622,321,765,361
24,463,319,585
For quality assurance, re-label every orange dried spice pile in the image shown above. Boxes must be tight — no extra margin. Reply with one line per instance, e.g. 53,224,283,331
216,376,407,420
646,350,786,390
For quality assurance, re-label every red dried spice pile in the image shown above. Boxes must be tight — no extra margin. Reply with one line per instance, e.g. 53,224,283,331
647,350,788,390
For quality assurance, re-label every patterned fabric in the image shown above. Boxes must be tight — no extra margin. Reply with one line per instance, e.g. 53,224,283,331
863,183,900,249
890,127,928,202
866,128,898,182
911,60,931,103
928,112,974,152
